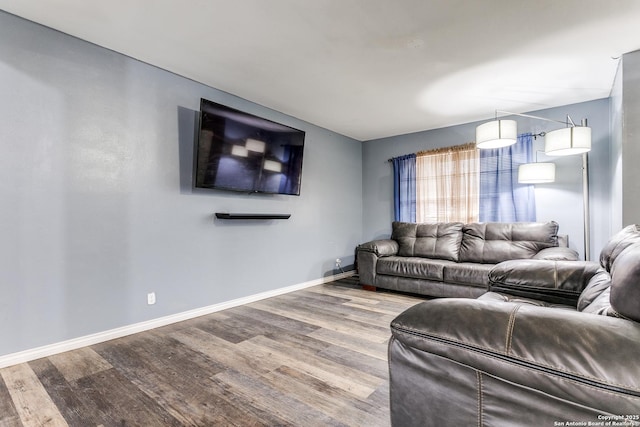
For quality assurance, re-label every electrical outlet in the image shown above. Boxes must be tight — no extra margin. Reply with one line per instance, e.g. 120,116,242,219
147,292,156,305
335,258,342,267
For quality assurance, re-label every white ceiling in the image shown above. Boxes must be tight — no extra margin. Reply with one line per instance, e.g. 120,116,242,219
2,0,640,141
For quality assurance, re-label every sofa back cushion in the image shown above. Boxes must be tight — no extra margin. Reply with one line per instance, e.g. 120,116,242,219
599,224,640,272
459,221,559,264
578,242,640,322
391,221,463,261
609,243,640,322
577,227,640,320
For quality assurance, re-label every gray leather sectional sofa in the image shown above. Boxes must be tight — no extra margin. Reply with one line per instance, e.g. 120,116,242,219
357,221,578,298
388,224,640,426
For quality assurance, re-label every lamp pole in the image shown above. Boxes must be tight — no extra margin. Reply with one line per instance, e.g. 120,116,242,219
582,152,590,261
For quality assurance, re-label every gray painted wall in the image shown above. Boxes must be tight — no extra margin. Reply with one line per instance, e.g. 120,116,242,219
610,59,623,233
622,50,640,226
0,12,362,356
362,99,611,261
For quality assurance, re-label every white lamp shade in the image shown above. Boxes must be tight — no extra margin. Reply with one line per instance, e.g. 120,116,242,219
231,145,249,157
245,138,266,153
476,119,517,149
263,159,282,172
544,126,591,156
518,162,556,184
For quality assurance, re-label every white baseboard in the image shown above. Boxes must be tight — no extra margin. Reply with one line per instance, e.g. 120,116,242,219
0,271,356,369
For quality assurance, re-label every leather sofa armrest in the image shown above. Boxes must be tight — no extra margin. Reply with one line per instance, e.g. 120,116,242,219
488,259,601,305
357,239,398,257
357,239,398,286
390,299,640,413
533,246,579,261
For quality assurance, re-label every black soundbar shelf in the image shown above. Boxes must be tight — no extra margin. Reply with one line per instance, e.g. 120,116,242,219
215,213,291,220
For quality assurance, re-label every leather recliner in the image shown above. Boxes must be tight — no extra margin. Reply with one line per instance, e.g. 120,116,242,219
388,225,640,426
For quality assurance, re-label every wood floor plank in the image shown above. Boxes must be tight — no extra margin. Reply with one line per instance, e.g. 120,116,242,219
184,312,256,344
195,308,310,345
203,371,293,427
368,380,393,415
266,326,332,356
0,279,424,426
95,333,223,424
237,335,383,399
309,283,421,306
0,373,22,427
261,365,384,427
342,300,410,316
93,333,265,426
72,368,183,426
249,298,390,344
230,304,320,335
29,358,106,427
307,327,390,361
47,347,112,383
169,327,282,375
279,291,399,328
212,369,347,427
1,363,68,426
293,289,353,305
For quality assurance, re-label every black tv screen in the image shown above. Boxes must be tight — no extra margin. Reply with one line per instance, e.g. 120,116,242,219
195,98,305,196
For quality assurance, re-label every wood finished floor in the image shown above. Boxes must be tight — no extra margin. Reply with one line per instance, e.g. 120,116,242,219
0,277,422,426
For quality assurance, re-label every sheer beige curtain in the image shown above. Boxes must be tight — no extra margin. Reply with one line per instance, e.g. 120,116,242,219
416,143,479,223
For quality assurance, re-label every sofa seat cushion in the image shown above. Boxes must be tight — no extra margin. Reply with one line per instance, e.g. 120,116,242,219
377,256,454,281
391,221,463,261
442,262,493,287
479,291,576,310
459,221,559,263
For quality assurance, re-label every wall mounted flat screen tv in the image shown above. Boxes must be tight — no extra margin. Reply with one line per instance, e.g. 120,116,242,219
195,98,305,196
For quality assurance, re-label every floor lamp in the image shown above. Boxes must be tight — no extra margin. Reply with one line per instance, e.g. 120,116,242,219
476,111,592,260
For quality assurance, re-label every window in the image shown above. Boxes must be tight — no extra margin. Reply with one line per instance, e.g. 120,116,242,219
415,143,479,223
392,136,535,224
